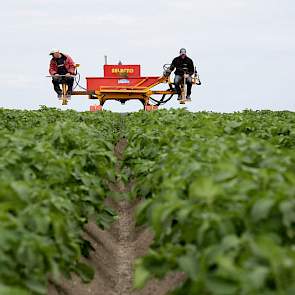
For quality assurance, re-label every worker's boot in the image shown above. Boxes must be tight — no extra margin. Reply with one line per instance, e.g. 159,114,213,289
56,91,62,99
67,77,74,92
177,95,182,100
66,87,72,99
66,78,74,98
54,85,62,97
186,83,192,101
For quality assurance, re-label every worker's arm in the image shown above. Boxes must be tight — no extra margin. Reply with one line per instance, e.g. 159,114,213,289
188,59,194,76
169,58,177,72
163,58,177,77
65,55,76,75
49,60,57,75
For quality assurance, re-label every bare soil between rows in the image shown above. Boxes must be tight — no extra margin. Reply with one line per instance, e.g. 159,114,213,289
48,139,185,295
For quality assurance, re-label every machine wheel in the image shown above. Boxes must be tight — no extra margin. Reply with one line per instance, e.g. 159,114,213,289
144,105,158,111
139,99,146,107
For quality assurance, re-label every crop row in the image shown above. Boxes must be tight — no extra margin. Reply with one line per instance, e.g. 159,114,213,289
0,108,121,294
123,110,295,295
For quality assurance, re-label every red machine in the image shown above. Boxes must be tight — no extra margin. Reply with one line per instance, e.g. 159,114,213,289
69,63,200,110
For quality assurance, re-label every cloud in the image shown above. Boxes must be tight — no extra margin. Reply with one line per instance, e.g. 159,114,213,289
0,0,294,111
0,74,39,89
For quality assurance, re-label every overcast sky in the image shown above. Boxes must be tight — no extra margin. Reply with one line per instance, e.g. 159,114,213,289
0,0,294,112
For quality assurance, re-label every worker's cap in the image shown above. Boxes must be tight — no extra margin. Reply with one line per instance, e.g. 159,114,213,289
49,49,60,55
179,48,187,55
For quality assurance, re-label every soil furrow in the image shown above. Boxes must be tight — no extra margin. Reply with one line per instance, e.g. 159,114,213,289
48,138,186,295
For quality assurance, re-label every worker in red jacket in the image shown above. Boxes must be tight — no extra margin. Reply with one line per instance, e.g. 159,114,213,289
49,50,76,97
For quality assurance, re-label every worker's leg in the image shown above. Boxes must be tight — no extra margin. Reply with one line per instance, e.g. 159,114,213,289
52,77,62,95
65,76,74,95
186,76,192,96
174,75,182,96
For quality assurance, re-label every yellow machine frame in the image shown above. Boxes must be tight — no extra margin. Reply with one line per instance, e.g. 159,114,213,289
70,75,199,108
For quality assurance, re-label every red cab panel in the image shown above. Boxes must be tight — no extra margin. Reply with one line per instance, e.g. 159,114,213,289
86,64,161,92
104,65,141,78
86,77,161,91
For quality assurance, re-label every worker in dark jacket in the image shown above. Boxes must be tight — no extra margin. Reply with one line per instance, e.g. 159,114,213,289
165,48,195,100
49,50,76,97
